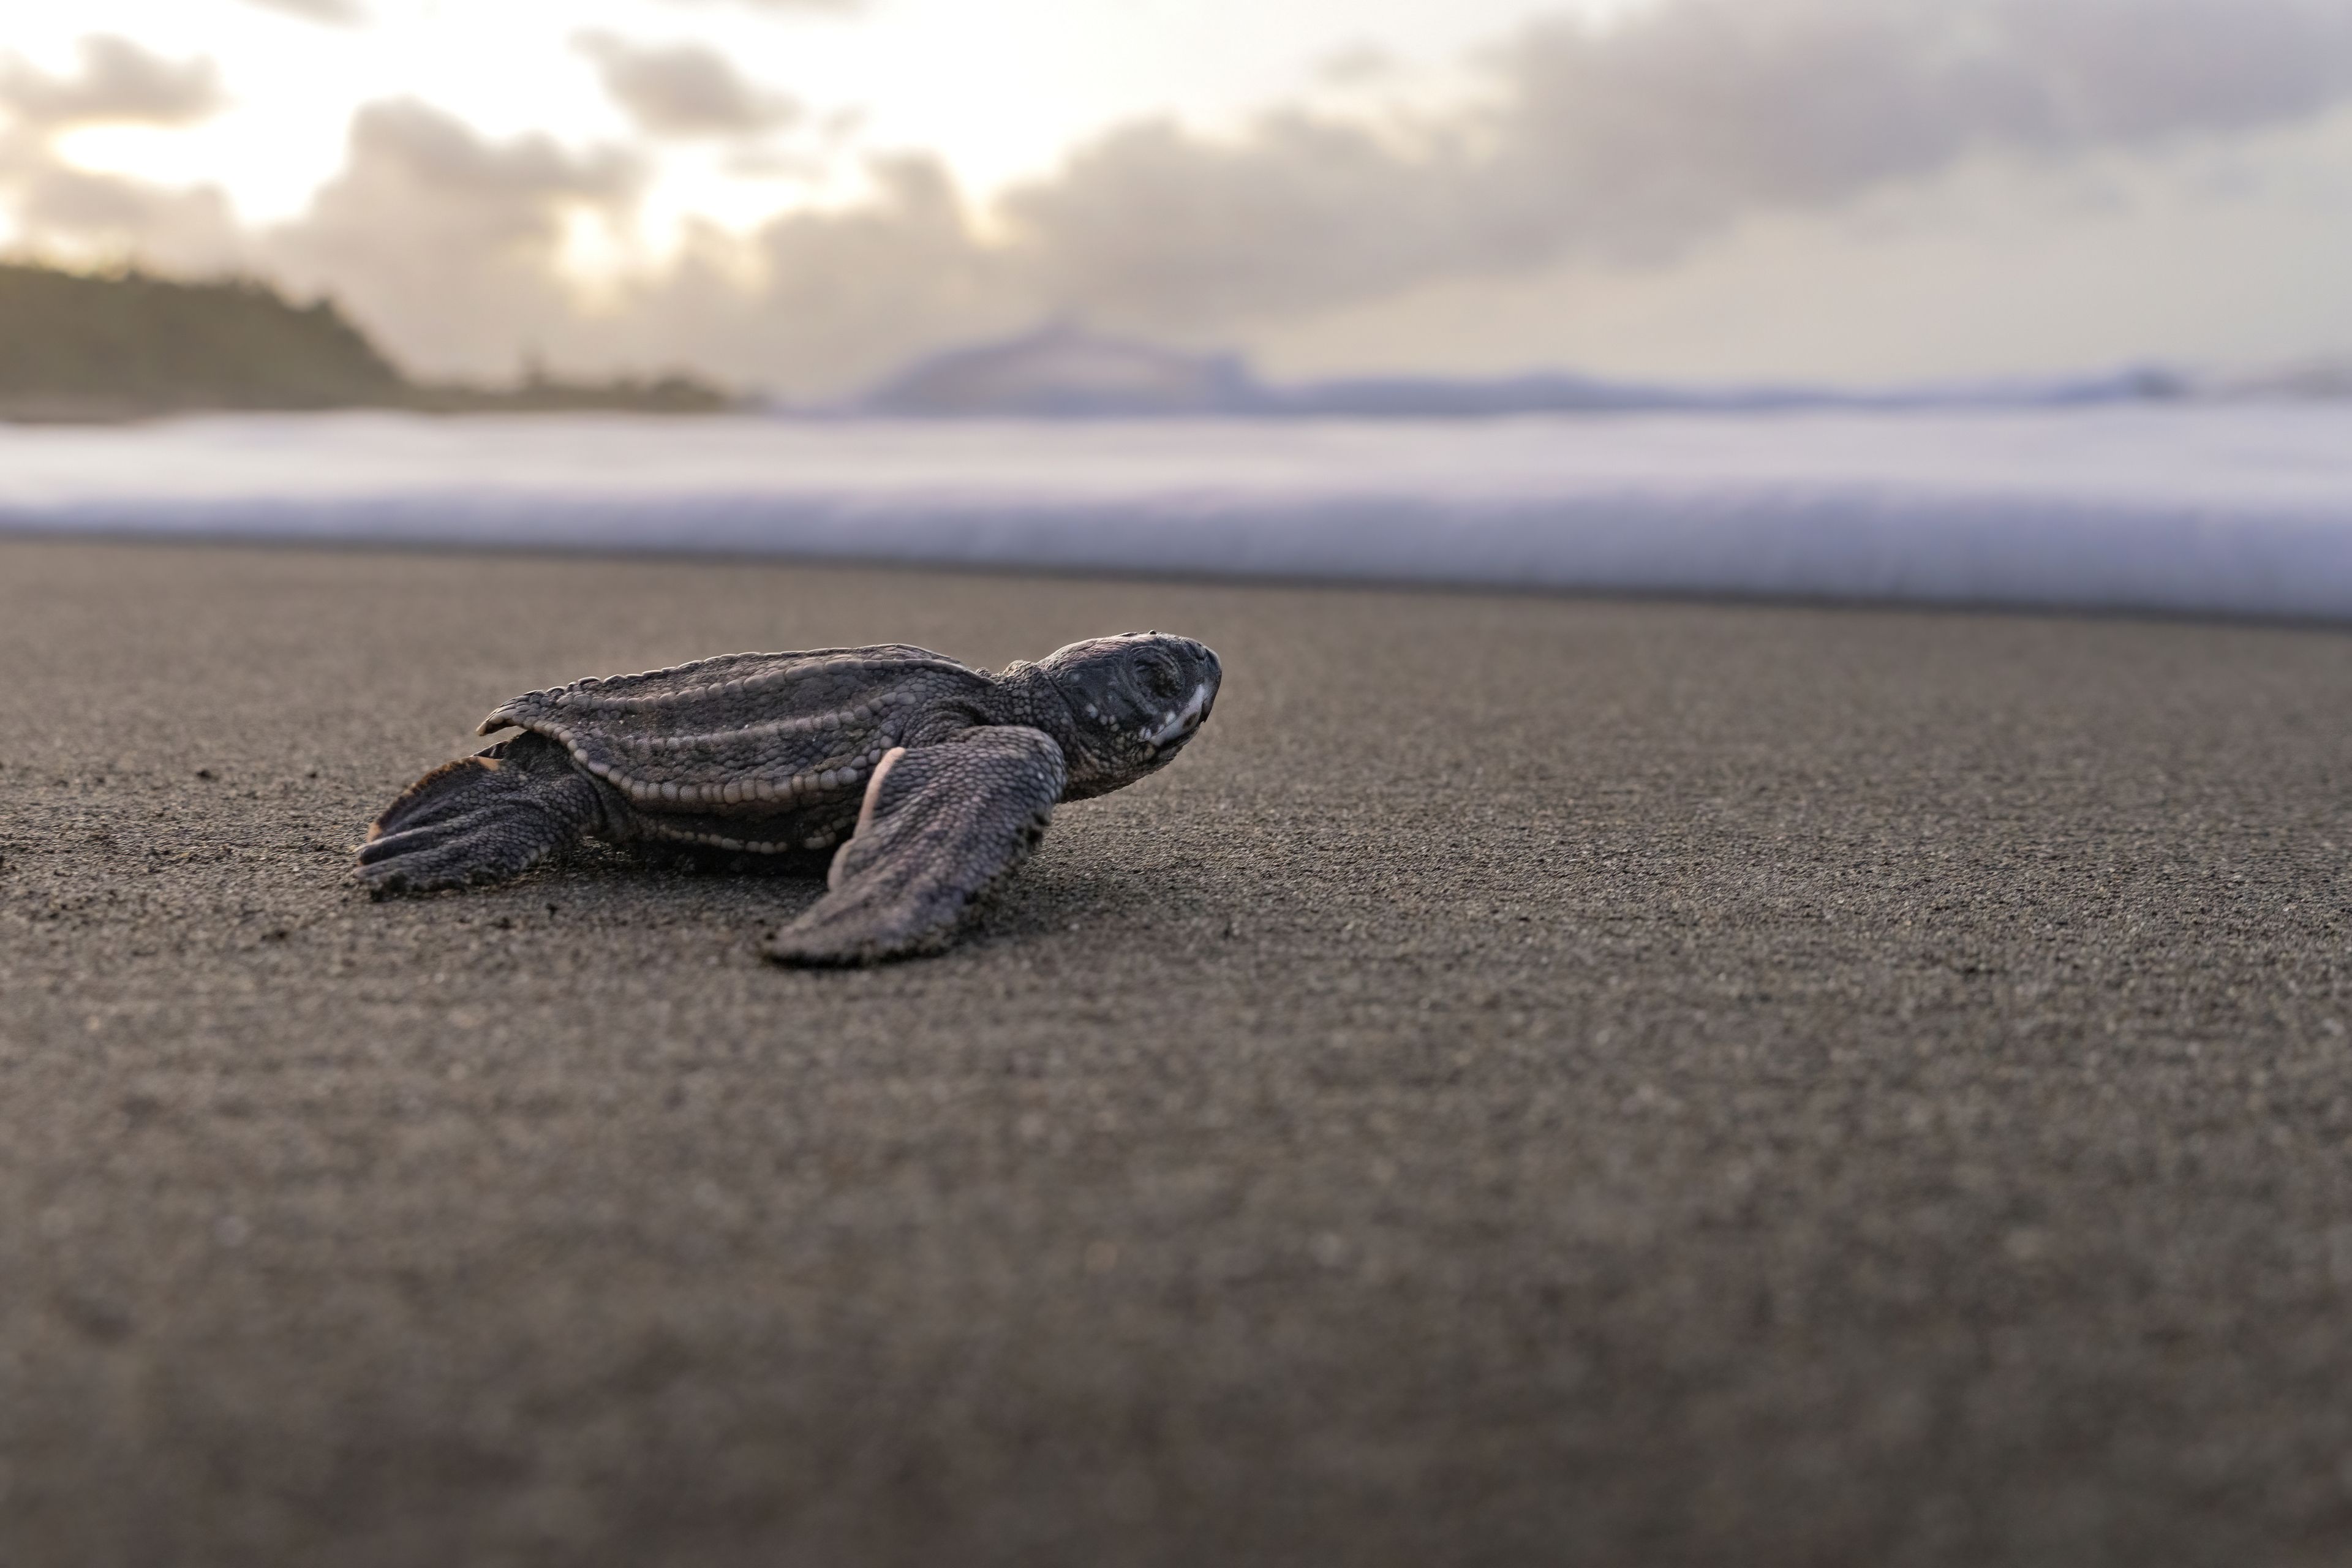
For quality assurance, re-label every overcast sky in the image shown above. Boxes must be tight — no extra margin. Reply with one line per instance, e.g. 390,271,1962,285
4,0,2351,394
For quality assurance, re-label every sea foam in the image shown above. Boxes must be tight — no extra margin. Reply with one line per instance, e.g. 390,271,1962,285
2,404,2349,619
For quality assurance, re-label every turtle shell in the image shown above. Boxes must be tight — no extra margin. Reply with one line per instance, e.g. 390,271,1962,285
477,645,996,837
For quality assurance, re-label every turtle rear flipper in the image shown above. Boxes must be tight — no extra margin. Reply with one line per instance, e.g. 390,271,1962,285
358,734,605,895
765,726,1066,967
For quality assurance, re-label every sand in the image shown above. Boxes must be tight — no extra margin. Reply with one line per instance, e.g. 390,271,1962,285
2,537,2350,1567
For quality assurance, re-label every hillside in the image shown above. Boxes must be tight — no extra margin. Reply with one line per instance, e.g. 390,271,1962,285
0,262,732,420
856,321,2199,420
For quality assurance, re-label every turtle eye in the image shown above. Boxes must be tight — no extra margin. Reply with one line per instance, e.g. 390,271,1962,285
1138,655,1182,698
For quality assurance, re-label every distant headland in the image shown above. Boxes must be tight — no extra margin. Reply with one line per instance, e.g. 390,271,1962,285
852,320,2203,420
0,261,736,422
9,259,2345,426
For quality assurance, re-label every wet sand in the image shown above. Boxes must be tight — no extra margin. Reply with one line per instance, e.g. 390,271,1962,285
2,537,2350,1567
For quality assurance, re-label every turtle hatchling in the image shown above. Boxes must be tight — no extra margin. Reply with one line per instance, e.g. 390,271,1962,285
358,633,1222,965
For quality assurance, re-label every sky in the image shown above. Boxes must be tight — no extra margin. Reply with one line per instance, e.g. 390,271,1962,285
3,0,2351,396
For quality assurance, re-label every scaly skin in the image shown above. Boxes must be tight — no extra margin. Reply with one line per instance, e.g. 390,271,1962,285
357,633,1223,964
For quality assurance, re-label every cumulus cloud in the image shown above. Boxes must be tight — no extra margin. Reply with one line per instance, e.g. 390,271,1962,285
1006,0,2352,330
238,0,371,24
1476,0,2352,249
575,32,799,138
597,155,1033,394
0,38,238,271
262,99,643,376
1315,45,1398,89
12,0,2352,394
747,0,2352,375
298,97,638,217
1004,115,1466,328
0,36,227,131
3,160,244,271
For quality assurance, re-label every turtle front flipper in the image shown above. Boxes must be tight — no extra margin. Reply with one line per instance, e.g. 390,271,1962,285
358,733,605,895
764,726,1066,967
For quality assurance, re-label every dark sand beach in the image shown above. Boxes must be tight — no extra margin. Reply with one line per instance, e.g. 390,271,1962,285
3,536,2350,1567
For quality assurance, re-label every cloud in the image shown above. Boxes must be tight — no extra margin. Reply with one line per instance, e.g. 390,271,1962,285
1315,45,1398,88
1003,115,1467,328
261,99,643,375
600,155,1032,394
0,126,244,273
1476,0,2352,249
0,38,237,271
3,161,244,270
1003,0,2352,331
0,36,227,132
300,97,639,217
12,0,2352,395
574,32,799,138
238,0,371,24
649,0,863,12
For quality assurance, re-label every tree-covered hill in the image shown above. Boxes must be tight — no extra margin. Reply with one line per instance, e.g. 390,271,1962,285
0,262,733,419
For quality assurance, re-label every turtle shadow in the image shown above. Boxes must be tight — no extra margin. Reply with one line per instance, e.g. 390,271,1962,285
354,840,829,922
557,842,1237,942
575,842,831,922
349,840,1246,959
978,858,1242,951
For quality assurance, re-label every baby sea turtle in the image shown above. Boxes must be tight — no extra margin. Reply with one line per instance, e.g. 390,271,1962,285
357,633,1221,965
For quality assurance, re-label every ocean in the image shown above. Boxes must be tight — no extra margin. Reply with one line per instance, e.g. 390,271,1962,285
4,402,2349,619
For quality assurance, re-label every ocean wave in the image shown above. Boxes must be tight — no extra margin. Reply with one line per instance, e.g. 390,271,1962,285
4,404,2350,619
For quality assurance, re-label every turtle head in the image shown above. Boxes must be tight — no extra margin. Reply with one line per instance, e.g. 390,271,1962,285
1033,632,1222,797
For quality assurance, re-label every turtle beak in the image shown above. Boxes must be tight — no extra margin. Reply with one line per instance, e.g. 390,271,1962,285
1147,680,1214,749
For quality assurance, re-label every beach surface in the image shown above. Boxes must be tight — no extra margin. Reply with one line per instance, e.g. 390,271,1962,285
2,537,2350,1567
